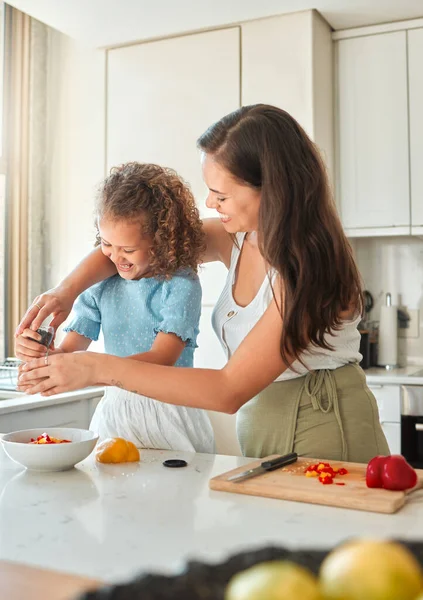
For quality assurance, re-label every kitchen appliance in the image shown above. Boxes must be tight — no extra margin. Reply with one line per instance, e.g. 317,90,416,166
401,385,423,469
210,456,423,514
358,290,376,369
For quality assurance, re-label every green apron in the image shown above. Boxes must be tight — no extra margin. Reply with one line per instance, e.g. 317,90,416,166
236,363,389,462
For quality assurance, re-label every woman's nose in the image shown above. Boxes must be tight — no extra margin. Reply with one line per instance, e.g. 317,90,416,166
205,193,217,209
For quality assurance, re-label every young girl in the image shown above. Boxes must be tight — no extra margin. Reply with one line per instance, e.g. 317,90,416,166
15,162,215,453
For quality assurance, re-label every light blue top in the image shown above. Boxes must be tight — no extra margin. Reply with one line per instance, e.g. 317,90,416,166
64,271,202,367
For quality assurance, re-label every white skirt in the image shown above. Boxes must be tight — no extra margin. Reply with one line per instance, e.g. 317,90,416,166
90,387,215,453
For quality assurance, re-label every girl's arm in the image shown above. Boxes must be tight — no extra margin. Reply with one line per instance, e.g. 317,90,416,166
129,332,186,366
19,296,289,413
57,332,93,353
16,219,231,335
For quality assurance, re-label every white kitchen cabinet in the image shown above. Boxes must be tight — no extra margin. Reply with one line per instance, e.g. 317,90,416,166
0,394,102,434
380,422,401,456
242,11,334,180
408,28,423,235
336,32,410,236
368,383,401,455
107,28,240,220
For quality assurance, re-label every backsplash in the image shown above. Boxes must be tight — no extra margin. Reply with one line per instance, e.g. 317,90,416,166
353,236,423,365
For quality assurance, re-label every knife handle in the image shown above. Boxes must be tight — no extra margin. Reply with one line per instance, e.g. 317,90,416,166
261,453,298,472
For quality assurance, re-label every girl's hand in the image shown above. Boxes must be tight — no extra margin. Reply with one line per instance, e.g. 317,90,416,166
18,352,100,396
15,330,51,362
15,286,76,337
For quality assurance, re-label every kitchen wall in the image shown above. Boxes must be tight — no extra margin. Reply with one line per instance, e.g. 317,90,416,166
44,29,105,290
354,236,423,365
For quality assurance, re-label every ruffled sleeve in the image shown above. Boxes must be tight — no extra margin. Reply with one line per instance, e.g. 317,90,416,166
155,271,202,348
63,285,102,341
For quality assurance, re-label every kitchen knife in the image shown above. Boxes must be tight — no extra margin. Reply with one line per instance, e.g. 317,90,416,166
227,452,298,483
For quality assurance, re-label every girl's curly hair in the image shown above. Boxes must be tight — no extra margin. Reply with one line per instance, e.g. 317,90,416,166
95,162,205,278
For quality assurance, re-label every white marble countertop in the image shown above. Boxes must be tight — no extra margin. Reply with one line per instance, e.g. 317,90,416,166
365,365,423,385
1,447,423,584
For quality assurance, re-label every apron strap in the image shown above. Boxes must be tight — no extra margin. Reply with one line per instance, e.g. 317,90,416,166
285,369,348,461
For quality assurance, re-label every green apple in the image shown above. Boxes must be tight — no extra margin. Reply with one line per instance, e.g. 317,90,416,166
225,560,321,600
320,539,423,600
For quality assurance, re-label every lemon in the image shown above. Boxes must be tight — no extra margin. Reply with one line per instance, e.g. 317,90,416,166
320,539,423,600
225,560,321,600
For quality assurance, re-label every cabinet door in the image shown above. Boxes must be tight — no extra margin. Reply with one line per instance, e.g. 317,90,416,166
368,384,401,455
337,32,410,234
107,28,240,220
0,399,94,433
368,384,401,423
408,28,423,234
381,422,401,455
241,12,333,179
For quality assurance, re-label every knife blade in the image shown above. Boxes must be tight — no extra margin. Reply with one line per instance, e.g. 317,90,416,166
227,452,298,483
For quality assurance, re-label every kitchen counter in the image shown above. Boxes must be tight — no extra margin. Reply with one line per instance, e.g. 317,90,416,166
365,365,423,385
0,387,104,415
1,447,423,585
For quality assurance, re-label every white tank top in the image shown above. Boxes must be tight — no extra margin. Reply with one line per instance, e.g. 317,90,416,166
211,233,362,381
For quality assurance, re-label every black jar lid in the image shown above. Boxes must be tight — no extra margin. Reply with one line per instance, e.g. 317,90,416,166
162,459,188,468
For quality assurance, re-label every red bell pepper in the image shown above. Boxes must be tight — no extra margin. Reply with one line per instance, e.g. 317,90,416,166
382,455,418,491
366,455,417,491
365,455,388,488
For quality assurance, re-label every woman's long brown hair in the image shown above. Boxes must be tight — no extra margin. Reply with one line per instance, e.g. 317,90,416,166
197,104,363,367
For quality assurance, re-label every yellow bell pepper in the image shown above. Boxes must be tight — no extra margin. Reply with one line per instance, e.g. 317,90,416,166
95,437,140,464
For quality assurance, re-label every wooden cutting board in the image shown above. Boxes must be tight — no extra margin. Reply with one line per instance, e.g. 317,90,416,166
0,560,101,600
210,456,423,514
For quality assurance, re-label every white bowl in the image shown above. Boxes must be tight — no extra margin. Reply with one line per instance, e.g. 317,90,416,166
1,428,98,472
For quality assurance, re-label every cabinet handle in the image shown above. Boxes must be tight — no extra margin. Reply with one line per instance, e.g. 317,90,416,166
415,424,423,432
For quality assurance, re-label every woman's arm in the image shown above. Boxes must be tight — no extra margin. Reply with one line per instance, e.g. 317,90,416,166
15,248,115,335
18,298,289,413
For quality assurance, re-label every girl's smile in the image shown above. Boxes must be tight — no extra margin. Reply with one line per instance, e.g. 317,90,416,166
98,218,153,280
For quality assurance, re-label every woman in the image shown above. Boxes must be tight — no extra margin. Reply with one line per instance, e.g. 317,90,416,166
18,104,389,462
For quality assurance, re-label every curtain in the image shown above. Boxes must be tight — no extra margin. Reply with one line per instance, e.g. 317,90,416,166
4,5,30,355
4,6,47,356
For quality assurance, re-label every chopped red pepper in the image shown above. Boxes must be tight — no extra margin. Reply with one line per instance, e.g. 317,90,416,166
305,461,348,485
335,482,346,486
29,433,71,444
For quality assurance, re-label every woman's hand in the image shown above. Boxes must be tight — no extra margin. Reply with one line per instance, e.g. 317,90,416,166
15,287,76,336
18,352,101,396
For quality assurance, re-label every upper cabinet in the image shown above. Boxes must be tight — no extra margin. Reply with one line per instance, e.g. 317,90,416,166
242,11,334,180
335,21,423,238
336,32,410,236
408,28,423,235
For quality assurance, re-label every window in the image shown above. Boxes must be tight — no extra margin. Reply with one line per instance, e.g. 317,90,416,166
0,1,6,361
